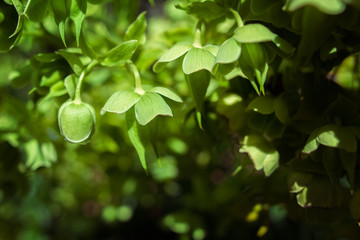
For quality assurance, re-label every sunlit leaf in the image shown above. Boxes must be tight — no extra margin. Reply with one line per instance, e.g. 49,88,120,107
135,92,173,125
332,53,360,91
239,134,279,176
215,38,241,64
149,87,182,102
102,91,141,114
69,0,87,46
182,47,215,74
101,40,138,67
124,11,147,45
317,124,357,152
302,129,320,154
202,44,219,56
234,24,295,54
153,42,193,72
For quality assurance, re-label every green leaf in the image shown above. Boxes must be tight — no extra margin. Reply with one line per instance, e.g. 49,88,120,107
202,44,219,56
322,147,342,185
58,100,96,144
264,117,285,140
135,92,173,125
333,53,360,91
247,96,275,114
153,42,193,72
24,0,50,22
295,175,344,208
287,171,314,193
38,81,68,107
40,71,62,87
274,96,290,123
215,38,241,64
9,0,23,38
317,124,357,152
287,157,327,175
339,150,356,187
182,48,215,74
250,0,278,15
50,0,68,46
239,134,279,176
124,11,147,45
303,125,357,153
234,24,295,54
283,0,346,15
302,129,320,154
101,40,138,67
69,0,87,46
263,149,280,176
79,29,96,59
175,1,225,21
101,91,141,114
185,70,211,129
149,87,182,102
56,49,84,76
126,108,157,173
64,74,77,99
234,24,275,43
23,140,57,170
0,1,22,52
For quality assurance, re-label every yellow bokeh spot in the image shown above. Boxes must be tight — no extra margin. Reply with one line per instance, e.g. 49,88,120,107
257,225,268,238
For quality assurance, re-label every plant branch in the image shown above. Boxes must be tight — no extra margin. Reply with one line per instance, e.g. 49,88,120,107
127,61,145,95
74,60,99,103
230,9,244,28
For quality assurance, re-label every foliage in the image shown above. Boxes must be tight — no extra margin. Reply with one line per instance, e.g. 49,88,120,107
1,0,360,239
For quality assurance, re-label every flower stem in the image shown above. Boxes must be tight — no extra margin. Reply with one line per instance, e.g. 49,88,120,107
74,60,99,103
193,21,203,48
127,61,145,95
230,9,244,28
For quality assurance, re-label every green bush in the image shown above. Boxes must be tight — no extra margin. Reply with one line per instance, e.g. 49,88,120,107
1,0,360,239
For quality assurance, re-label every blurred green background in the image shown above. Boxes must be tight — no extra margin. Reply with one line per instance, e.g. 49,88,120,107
1,0,360,239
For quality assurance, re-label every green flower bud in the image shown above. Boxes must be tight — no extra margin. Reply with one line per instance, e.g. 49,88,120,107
58,100,96,144
240,43,267,70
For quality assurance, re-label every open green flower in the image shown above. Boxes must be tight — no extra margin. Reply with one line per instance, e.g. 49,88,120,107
153,38,218,128
214,23,295,94
101,87,182,125
58,100,96,144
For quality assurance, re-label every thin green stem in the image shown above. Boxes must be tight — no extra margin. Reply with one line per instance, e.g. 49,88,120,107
127,61,145,95
230,9,244,28
74,60,99,103
193,21,203,48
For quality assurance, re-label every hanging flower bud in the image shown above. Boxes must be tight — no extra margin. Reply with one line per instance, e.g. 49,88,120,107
58,100,96,144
